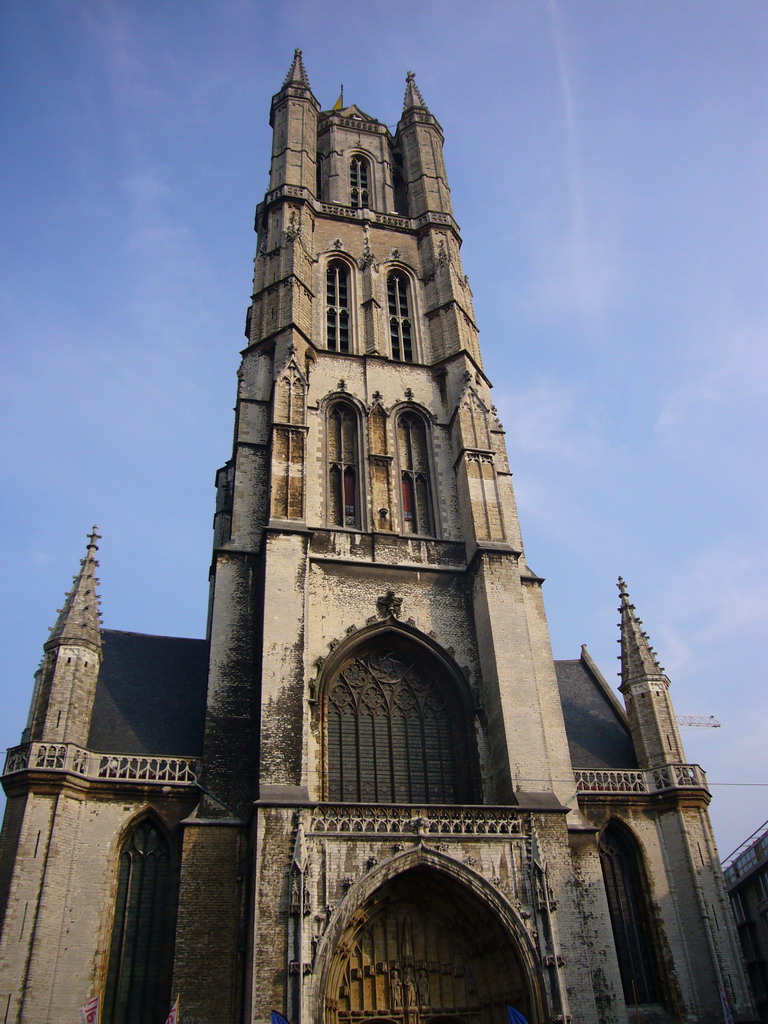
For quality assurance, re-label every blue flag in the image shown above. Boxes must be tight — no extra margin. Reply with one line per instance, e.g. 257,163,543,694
507,1006,529,1024
272,1012,291,1024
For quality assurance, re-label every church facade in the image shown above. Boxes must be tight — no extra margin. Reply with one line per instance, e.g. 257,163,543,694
0,54,754,1024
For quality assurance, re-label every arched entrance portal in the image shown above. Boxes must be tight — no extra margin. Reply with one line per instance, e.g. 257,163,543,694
324,866,536,1024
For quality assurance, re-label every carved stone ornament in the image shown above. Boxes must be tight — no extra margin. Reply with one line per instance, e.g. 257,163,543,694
285,210,301,242
377,590,403,618
359,225,377,269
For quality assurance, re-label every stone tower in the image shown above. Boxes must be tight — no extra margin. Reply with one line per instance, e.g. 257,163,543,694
0,55,754,1024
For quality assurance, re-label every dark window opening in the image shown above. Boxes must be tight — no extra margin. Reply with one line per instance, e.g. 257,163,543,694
388,273,413,361
393,171,408,216
103,821,172,1024
327,261,351,352
328,403,360,529
316,154,324,201
326,649,462,803
397,413,433,535
350,157,370,208
600,824,662,1005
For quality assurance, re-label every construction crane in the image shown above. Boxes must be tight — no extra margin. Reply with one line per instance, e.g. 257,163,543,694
677,715,721,728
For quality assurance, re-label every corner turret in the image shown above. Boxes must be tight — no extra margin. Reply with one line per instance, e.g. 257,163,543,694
617,577,686,768
26,528,103,747
268,49,320,194
395,72,451,219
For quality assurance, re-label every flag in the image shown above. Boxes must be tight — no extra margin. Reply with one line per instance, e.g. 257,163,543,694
164,995,180,1024
332,87,344,110
272,1012,291,1024
79,996,99,1024
507,1007,529,1024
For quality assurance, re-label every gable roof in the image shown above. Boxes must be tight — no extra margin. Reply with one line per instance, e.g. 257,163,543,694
88,629,208,756
555,651,638,769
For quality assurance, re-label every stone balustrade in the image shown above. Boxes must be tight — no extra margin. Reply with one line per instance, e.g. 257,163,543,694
574,763,708,795
3,742,199,786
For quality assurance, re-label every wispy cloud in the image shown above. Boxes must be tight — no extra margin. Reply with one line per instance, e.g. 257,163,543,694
656,321,768,432
495,377,604,464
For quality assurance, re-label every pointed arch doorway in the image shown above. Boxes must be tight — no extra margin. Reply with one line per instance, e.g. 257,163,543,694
322,865,539,1024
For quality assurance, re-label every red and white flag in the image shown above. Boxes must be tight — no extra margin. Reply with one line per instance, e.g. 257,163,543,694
78,996,99,1024
164,995,179,1024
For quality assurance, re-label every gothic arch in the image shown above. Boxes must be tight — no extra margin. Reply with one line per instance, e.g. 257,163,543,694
348,151,373,209
318,622,480,804
391,404,437,537
102,810,177,1024
382,265,421,363
323,255,358,354
599,818,665,1008
312,848,545,1024
323,396,367,530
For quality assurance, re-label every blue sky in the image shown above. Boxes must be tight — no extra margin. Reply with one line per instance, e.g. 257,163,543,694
1,1,766,859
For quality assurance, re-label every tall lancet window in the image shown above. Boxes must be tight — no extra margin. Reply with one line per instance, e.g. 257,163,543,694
599,822,662,1006
387,272,413,361
104,820,172,1024
397,412,433,535
326,648,463,803
328,402,361,528
350,156,370,208
326,260,351,352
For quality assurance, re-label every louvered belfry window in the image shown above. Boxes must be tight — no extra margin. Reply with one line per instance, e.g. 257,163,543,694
103,821,171,1024
326,260,350,352
350,156,369,208
326,649,460,803
599,823,661,1005
398,413,433,535
387,272,413,361
328,402,360,528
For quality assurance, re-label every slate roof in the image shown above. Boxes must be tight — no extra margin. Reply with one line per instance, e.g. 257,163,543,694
86,630,636,771
555,656,638,770
87,630,208,756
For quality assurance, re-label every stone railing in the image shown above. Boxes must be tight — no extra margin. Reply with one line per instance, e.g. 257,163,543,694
574,763,708,796
3,743,199,786
311,804,525,837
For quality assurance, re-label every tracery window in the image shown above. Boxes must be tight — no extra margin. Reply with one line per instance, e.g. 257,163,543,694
599,822,662,1005
350,156,370,208
387,272,413,361
397,413,433,535
326,260,351,352
326,649,461,803
103,820,172,1024
328,402,361,528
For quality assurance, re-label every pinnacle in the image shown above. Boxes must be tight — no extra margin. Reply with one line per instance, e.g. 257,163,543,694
283,48,311,89
403,70,430,113
46,527,103,651
617,577,665,688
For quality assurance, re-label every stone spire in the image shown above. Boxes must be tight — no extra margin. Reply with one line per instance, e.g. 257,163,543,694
283,48,311,89
402,70,429,112
617,576,666,689
46,526,103,652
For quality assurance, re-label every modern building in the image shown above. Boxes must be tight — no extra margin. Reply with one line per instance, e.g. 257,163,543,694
725,826,768,1022
0,54,755,1024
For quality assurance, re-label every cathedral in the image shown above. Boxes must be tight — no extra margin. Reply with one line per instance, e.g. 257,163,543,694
0,54,755,1024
